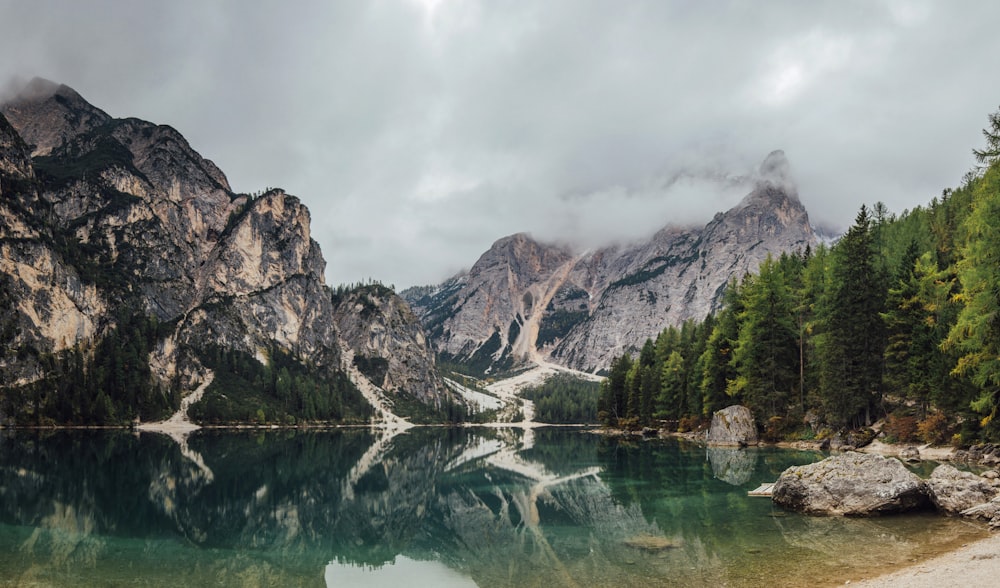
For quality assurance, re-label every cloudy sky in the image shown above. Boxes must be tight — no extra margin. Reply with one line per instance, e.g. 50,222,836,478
3,1,1000,288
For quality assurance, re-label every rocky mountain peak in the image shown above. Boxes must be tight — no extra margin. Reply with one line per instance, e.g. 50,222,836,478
332,283,455,410
408,151,817,373
0,79,454,424
471,232,575,280
1,77,112,157
737,150,799,208
757,149,792,186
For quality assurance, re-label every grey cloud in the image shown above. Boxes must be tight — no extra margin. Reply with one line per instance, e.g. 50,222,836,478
3,0,1000,288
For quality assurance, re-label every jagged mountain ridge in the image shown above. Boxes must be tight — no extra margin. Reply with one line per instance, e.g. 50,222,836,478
331,283,445,408
403,151,816,373
0,78,452,423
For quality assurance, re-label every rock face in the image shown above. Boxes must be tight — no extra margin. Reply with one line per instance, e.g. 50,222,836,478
0,78,448,422
772,453,931,516
403,151,816,373
404,234,578,374
925,464,1000,514
332,283,456,408
706,405,759,447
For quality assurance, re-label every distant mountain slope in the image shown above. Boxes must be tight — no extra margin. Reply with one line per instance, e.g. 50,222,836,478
403,151,816,373
0,78,453,425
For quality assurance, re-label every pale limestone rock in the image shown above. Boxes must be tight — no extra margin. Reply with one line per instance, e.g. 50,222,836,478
0,78,449,417
332,285,453,408
706,405,759,447
772,453,931,516
926,464,1000,514
961,496,1000,528
405,151,816,373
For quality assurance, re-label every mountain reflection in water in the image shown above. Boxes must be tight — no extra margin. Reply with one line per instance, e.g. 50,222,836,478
0,428,988,587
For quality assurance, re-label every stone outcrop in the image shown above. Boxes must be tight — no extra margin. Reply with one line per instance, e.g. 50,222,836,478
332,283,458,408
403,234,578,374
404,151,817,373
0,78,450,421
771,453,931,516
926,464,1000,514
961,496,1000,529
706,405,759,447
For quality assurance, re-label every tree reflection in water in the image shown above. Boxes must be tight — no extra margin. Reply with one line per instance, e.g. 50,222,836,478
0,429,987,587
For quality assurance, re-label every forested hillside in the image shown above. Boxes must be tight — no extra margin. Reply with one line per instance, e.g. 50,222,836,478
599,108,1000,445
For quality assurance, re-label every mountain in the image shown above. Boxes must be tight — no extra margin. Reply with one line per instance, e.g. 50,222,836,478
403,151,816,373
0,78,452,425
331,282,449,414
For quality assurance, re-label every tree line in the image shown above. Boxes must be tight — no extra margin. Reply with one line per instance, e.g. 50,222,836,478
599,108,1000,445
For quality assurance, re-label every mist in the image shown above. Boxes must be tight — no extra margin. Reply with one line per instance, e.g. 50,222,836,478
2,1,999,287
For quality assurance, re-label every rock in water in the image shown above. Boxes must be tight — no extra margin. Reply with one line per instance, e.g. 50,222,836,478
926,464,1000,514
706,405,759,447
962,496,1000,529
772,453,931,516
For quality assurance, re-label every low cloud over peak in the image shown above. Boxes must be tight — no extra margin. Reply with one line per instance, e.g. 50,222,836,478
2,1,999,287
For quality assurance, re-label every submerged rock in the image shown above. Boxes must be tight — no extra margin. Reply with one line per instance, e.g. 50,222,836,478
772,453,931,516
926,464,1000,514
622,534,681,552
706,405,759,447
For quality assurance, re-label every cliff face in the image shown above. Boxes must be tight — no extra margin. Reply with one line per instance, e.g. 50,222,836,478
0,111,106,388
404,151,816,373
332,283,454,408
0,78,447,422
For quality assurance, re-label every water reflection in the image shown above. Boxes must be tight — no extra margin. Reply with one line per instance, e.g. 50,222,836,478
706,446,759,485
0,429,988,587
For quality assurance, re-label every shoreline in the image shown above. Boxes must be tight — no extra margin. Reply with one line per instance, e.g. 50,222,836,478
848,532,1000,587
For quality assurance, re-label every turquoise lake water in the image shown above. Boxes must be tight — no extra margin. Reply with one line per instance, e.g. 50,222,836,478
0,428,987,587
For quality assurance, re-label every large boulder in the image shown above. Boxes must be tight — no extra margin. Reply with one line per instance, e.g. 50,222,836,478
706,405,759,447
925,464,1000,514
772,453,931,516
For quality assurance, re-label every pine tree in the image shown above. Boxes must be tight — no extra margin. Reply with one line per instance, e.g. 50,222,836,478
973,106,1000,166
729,255,799,423
945,161,1000,435
699,278,742,415
882,243,934,414
815,205,888,427
656,350,685,421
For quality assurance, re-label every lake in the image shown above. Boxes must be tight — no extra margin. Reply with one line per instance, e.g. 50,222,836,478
0,427,986,587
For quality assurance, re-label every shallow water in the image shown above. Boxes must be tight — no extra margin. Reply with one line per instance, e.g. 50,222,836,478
0,428,987,587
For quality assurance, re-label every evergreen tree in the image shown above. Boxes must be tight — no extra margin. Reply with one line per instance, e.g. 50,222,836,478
882,242,932,413
945,161,1000,436
699,278,742,415
973,106,1000,166
815,205,888,427
598,353,633,424
655,350,685,421
729,255,799,423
